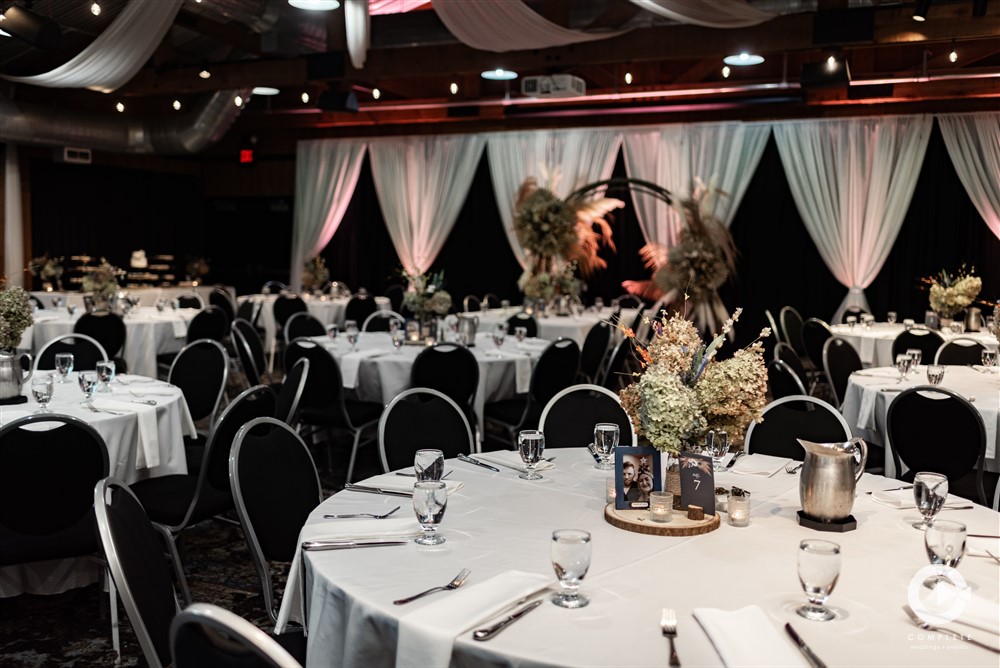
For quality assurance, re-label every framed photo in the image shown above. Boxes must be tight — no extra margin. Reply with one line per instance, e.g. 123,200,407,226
615,446,662,510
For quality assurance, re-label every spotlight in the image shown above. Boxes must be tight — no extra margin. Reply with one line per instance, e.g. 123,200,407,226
90,2,101,16
288,0,340,10
801,55,851,88
722,66,731,78
481,68,517,81
0,5,63,49
372,87,380,100
624,71,633,85
723,52,764,66
172,99,181,110
234,95,243,107
252,86,280,96
449,82,458,95
949,41,957,62
912,0,930,21
115,101,124,113
198,69,211,79
301,91,310,103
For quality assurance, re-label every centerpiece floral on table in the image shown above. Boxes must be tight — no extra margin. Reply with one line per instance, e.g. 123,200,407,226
185,257,210,285
27,253,65,291
81,258,124,302
0,276,34,353
617,307,770,457
301,256,330,293
402,269,452,321
922,265,982,321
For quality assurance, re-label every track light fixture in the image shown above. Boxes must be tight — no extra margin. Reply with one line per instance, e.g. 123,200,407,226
912,0,931,21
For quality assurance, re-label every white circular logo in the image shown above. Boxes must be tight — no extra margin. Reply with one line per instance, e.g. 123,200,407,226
906,565,971,625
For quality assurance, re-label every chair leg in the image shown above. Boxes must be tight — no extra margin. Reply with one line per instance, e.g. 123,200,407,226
105,567,121,661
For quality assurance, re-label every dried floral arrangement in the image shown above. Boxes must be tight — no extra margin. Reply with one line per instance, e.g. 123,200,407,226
302,256,331,291
81,258,125,298
402,270,452,319
922,265,982,319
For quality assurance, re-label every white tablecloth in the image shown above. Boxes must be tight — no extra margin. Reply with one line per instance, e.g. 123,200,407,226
475,307,638,347
241,293,391,344
281,448,1000,668
841,365,1000,476
29,285,220,309
831,323,997,368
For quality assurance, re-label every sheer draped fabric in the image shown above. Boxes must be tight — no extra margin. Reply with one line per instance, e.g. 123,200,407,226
290,140,367,291
0,0,182,93
628,0,775,28
4,145,25,288
773,115,932,323
345,0,371,70
621,122,771,246
937,112,1000,241
486,129,622,268
370,134,486,275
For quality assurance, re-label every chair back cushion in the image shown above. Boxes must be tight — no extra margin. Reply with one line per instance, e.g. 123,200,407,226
891,329,945,362
35,334,107,371
204,386,277,494
284,339,343,415
766,359,807,400
170,340,229,421
73,311,127,359
822,336,863,406
276,358,309,426
539,385,633,449
801,318,832,370
530,339,580,406
934,338,986,365
284,312,326,342
186,306,228,343
779,306,806,356
745,396,851,461
410,343,479,411
579,322,612,382
344,295,377,325
379,389,472,472
505,312,538,338
273,295,308,329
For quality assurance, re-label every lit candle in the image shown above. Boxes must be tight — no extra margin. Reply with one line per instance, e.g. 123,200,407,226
728,493,751,527
649,492,672,523
605,477,616,504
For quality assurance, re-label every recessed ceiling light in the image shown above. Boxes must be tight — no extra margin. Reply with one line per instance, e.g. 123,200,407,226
723,52,764,66
372,88,381,100
287,0,340,10
300,92,310,103
481,68,517,81
252,86,280,96
198,69,211,79
115,102,124,113
90,3,101,16
722,66,731,78
172,99,181,110
624,72,633,85
450,82,458,95
234,95,243,107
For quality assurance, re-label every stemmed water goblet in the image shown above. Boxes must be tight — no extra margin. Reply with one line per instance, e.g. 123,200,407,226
345,321,359,350
895,353,912,381
78,372,98,408
391,328,405,353
845,315,857,329
414,449,445,481
517,429,545,480
491,324,506,354
704,429,730,473
412,481,448,545
926,365,945,385
551,529,591,609
886,311,897,324
31,375,54,413
55,352,74,383
796,539,841,621
906,348,922,374
981,349,997,371
52,296,63,308
514,326,527,344
912,472,948,530
593,423,619,471
96,360,116,392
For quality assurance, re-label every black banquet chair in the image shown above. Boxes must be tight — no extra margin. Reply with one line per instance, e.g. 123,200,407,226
778,305,807,363
171,602,303,668
73,310,127,370
362,310,406,332
410,342,480,439
272,294,309,334
821,336,863,410
283,311,326,344
168,339,230,470
378,388,473,473
766,358,808,400
538,384,634,449
578,321,612,384
233,317,270,387
890,328,945,363
744,395,852,462
800,317,832,378
344,293,378,326
157,305,228,373
208,286,237,328
505,311,538,338
934,337,987,365
33,333,108,371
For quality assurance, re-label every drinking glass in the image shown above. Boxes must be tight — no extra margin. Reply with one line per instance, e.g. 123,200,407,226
912,472,948,530
924,520,966,584
593,423,619,471
845,316,857,329
704,430,730,473
78,371,98,407
414,449,445,481
31,375,54,413
412,481,448,545
55,352,74,383
492,324,506,352
950,321,965,335
906,348,922,373
517,429,545,480
550,529,591,609
389,318,401,334
862,314,875,329
391,328,405,352
514,326,528,343
981,349,997,370
96,360,116,392
796,539,841,621
926,365,945,385
886,311,897,324
155,298,166,312
895,354,912,381
345,321,359,350
327,323,339,340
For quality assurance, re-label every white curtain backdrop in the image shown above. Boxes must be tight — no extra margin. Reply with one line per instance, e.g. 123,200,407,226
773,115,933,323
937,112,1000,241
628,0,774,27
0,0,182,93
369,134,486,275
486,129,623,268
3,145,24,288
345,0,371,70
621,121,771,246
290,140,367,291
433,0,628,52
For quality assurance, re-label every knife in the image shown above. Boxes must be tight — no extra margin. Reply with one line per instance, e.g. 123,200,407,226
586,443,602,464
458,453,500,472
302,540,409,551
866,485,913,494
343,483,412,498
472,600,543,641
725,450,745,469
784,623,827,668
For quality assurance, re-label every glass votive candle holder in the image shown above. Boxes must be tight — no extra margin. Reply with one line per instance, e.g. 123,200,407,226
845,316,857,329
648,492,672,523
715,487,729,513
728,492,751,527
886,311,897,324
903,318,915,330
605,477,616,504
926,364,945,385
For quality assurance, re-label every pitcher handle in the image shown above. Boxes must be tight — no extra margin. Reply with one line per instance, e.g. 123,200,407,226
851,437,868,482
19,353,33,385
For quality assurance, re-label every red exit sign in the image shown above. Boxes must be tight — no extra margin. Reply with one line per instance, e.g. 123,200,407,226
239,149,255,164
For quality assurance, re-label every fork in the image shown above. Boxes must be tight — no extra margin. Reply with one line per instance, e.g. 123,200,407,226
85,403,126,416
393,568,471,605
661,607,681,666
902,605,1000,653
323,506,400,520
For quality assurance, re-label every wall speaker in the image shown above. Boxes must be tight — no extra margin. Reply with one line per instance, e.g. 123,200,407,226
317,89,359,113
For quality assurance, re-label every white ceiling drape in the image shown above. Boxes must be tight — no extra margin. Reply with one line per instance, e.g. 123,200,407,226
628,0,774,28
0,0,182,93
369,134,486,275
290,139,368,291
3,145,25,289
433,0,629,52
773,115,933,324
369,0,427,14
621,121,771,247
345,0,371,70
937,112,1000,241
486,129,623,269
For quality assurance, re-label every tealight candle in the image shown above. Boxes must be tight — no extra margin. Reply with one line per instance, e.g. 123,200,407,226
605,477,616,504
728,493,751,527
649,492,672,523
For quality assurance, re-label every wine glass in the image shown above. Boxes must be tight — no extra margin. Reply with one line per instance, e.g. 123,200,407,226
52,296,63,308
895,353,912,381
981,349,997,371
55,352,74,383
78,372,98,407
926,365,945,385
796,539,841,621
551,529,591,609
912,472,948,530
414,449,445,481
391,328,405,353
491,324,506,353
906,348,922,373
517,429,545,480
514,326,527,344
593,423,619,471
345,321,360,350
96,360,116,392
31,375,54,413
924,520,966,586
412,481,448,546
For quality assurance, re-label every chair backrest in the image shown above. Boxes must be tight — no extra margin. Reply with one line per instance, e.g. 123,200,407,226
410,343,479,418
0,414,109,565
229,417,323,623
232,318,267,385
841,306,871,323
778,306,806,356
463,294,482,312
774,341,808,383
821,336,863,409
378,388,473,473
601,339,639,391
261,281,287,295
170,602,302,668
505,311,538,338
886,386,986,504
766,358,808,400
614,294,643,310
284,338,344,416
169,339,229,426
764,309,784,345
34,333,108,371
73,311,127,359
538,384,635,448
276,357,309,427
890,328,945,361
801,317,832,371
361,310,406,332
744,395,852,461
578,321,612,383
344,294,378,325
933,337,987,365
383,284,405,314
530,338,581,407
95,477,187,668
283,311,326,343
209,287,236,328
272,294,308,330
235,299,261,328
176,292,205,309
482,293,501,309
186,305,229,343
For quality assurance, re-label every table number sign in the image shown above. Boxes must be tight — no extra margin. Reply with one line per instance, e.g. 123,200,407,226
679,452,716,516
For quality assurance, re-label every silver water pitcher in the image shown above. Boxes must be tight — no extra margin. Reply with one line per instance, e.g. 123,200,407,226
796,437,867,522
964,307,982,332
0,351,33,401
456,313,478,346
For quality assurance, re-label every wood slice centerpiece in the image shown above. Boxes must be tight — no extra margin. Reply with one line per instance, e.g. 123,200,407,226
604,504,720,536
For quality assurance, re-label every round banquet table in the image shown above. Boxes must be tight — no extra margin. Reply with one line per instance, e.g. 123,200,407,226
23,306,192,377
240,293,391,344
830,323,997,368
278,449,1000,668
29,285,219,310
841,365,1000,477
0,371,196,597
475,307,639,347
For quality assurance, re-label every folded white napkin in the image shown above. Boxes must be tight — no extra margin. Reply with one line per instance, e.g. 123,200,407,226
475,450,555,474
354,473,464,495
693,605,808,667
91,398,161,469
339,349,389,389
275,517,423,634
870,488,914,509
967,536,1000,560
169,317,187,338
729,453,791,477
921,581,1000,636
516,339,549,352
395,570,552,668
